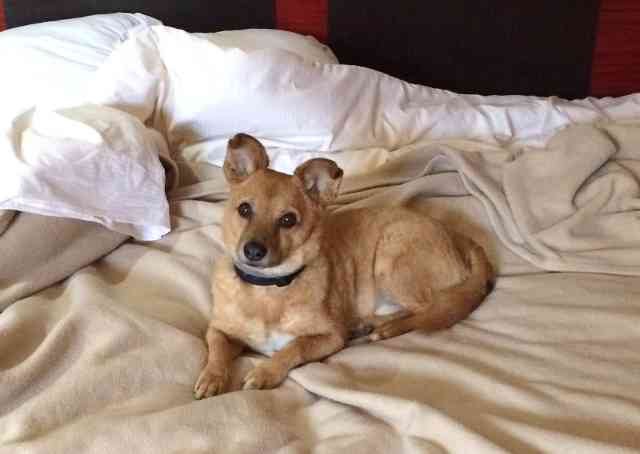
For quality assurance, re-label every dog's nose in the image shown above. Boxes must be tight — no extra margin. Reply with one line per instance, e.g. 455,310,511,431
244,241,267,262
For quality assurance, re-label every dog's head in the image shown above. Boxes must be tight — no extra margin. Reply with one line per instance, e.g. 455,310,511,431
222,133,343,274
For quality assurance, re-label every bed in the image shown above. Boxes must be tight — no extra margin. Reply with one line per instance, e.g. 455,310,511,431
1,1,640,453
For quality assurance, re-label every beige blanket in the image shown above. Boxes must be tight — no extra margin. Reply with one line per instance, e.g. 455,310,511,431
1,124,639,453
0,212,127,310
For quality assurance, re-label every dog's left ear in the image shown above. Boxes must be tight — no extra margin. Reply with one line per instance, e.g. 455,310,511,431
294,158,343,204
224,133,269,184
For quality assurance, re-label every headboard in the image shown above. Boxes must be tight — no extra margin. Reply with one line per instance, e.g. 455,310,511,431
1,0,639,99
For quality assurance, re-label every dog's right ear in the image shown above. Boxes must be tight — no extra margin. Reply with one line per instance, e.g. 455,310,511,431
294,158,343,205
223,133,269,184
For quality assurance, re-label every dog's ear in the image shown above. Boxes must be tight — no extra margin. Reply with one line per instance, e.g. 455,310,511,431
223,133,269,184
294,158,343,204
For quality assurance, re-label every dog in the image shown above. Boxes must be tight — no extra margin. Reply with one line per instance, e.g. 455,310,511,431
194,133,494,398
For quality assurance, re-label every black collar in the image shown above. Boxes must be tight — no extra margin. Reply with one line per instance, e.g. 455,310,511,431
234,265,306,287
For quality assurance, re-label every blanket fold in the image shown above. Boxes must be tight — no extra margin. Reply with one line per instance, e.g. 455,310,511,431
453,123,640,274
338,123,640,275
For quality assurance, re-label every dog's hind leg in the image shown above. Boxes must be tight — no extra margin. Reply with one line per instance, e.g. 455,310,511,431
368,240,492,342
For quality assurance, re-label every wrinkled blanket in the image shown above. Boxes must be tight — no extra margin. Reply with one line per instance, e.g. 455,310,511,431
0,212,127,310
1,124,639,453
341,123,640,275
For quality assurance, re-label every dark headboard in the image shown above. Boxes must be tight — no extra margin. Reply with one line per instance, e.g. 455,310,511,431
0,0,274,33
2,0,640,99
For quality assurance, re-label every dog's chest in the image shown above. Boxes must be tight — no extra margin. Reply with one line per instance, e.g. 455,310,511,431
215,299,297,357
374,291,404,316
244,328,296,357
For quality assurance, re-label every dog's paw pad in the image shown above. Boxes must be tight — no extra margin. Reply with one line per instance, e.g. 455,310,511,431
194,368,228,399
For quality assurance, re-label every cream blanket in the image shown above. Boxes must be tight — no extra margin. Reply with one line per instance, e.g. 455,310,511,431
0,211,127,310
1,124,639,453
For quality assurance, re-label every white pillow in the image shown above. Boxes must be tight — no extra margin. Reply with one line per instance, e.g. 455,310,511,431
0,16,338,131
194,29,337,64
0,13,162,126
0,105,170,240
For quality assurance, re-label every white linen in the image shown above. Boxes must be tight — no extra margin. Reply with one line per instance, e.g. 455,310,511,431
0,105,170,240
0,16,335,130
91,25,640,175
0,13,165,240
194,28,338,64
0,18,341,239
0,13,161,126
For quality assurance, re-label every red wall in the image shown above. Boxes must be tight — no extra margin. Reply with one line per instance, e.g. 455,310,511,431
0,0,6,31
591,0,640,97
275,0,327,43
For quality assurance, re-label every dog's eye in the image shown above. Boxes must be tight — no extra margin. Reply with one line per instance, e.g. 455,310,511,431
278,212,297,228
238,202,252,218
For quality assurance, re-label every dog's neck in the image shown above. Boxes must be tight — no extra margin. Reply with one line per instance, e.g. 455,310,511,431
234,264,306,287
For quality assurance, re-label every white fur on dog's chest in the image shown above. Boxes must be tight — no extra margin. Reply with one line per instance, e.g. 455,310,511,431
374,291,403,316
244,329,296,357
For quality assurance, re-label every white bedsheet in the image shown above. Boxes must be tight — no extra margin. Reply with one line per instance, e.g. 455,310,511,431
91,25,640,174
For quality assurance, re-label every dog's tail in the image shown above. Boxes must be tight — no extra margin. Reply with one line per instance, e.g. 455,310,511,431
425,241,495,332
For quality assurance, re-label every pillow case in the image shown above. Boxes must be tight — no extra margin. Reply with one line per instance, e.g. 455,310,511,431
0,16,341,239
0,105,171,240
0,13,162,126
0,15,338,132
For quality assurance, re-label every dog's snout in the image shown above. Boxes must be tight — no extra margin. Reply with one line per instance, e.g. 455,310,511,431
244,241,267,262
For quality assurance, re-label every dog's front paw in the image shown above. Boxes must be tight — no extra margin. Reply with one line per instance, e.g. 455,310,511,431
242,362,286,390
194,366,229,399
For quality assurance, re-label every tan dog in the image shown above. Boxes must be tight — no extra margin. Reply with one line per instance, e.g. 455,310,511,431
194,133,494,398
